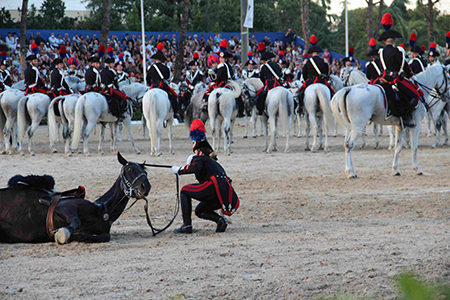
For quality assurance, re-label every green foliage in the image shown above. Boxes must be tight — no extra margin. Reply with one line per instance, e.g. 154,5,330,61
19,0,77,30
0,7,16,28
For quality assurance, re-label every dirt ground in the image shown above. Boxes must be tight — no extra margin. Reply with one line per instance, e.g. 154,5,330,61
1,119,450,300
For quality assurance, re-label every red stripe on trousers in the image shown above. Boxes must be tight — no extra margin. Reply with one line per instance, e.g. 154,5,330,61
181,180,213,193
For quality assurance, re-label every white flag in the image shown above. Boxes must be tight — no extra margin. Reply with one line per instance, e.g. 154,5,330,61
244,0,254,28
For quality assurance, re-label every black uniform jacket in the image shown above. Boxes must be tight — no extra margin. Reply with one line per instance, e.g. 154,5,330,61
0,70,12,86
409,57,427,74
147,62,170,86
379,45,413,78
50,68,71,90
24,64,45,88
365,59,383,82
178,155,240,216
260,61,282,83
302,56,329,80
186,70,204,86
85,66,101,87
216,62,234,85
101,67,119,89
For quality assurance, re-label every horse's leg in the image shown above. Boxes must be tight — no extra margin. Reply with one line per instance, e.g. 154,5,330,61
305,112,311,150
211,117,217,152
123,117,141,154
344,129,361,179
252,108,257,138
333,118,338,137
98,124,106,155
426,111,433,137
404,127,411,149
223,119,230,155
268,115,277,153
392,126,403,176
360,126,366,149
308,113,319,152
443,112,449,146
262,115,269,152
0,110,5,155
285,114,292,153
168,119,174,155
243,112,249,138
432,114,442,148
156,119,163,156
297,112,302,138
388,125,395,150
27,120,41,156
323,116,330,152
411,121,423,175
317,116,324,150
110,122,118,153
373,123,379,149
83,121,97,156
229,118,235,154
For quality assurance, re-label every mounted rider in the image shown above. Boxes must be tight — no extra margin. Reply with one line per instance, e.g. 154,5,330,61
279,54,293,87
101,57,130,120
115,61,129,84
182,54,204,108
297,35,333,112
64,57,83,78
366,38,382,84
83,56,101,93
146,43,182,122
255,51,282,115
408,33,427,75
0,60,12,92
24,55,48,95
242,52,260,80
372,13,423,128
428,43,440,66
203,39,244,117
49,58,73,99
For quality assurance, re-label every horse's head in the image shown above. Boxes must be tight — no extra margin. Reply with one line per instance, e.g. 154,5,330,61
118,152,151,199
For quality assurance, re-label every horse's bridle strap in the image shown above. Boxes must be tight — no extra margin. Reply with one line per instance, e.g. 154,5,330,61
46,194,62,238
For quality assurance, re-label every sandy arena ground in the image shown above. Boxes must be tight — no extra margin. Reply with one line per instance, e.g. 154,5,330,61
1,119,449,299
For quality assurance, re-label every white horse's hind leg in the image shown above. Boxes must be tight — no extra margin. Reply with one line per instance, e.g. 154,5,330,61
305,112,311,150
344,130,361,179
443,114,449,145
388,125,395,150
156,120,163,156
426,111,433,137
267,116,277,153
27,121,41,156
285,115,292,153
392,126,403,176
404,128,411,149
262,115,269,152
83,121,97,156
308,113,319,152
411,124,423,175
431,117,442,148
98,124,106,154
373,123,379,149
168,119,174,154
110,123,118,153
252,109,258,138
123,117,141,154
243,113,249,138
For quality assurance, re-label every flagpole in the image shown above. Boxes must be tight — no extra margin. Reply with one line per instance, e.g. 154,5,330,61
141,0,146,85
241,0,249,71
345,0,348,57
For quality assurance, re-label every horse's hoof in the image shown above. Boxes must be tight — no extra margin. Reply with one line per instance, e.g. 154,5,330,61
30,152,35,156
252,136,257,138
136,150,141,155
297,135,302,138
324,147,330,153
52,149,58,154
393,172,401,176
55,228,70,244
347,174,358,179
304,147,310,151
416,171,423,176
243,135,248,139
285,149,290,153
0,150,5,155
66,153,73,158
427,133,432,138
431,144,437,149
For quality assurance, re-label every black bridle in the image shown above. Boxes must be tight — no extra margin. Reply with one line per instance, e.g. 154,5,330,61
413,66,450,111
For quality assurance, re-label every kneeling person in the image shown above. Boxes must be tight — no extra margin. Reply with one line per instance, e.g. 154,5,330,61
172,119,240,233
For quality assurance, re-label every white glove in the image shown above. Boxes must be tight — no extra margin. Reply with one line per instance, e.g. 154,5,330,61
171,166,180,174
186,154,196,165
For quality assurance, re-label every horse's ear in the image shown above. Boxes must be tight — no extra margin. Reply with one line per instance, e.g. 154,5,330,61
117,152,128,166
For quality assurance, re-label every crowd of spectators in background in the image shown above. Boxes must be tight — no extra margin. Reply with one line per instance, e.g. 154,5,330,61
0,29,362,86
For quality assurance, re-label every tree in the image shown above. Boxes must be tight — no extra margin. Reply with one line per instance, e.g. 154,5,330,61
418,0,440,44
99,0,111,47
301,0,311,51
173,0,190,83
0,8,16,28
20,0,28,80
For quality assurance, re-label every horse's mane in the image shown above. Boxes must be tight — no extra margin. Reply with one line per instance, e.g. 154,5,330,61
8,174,55,191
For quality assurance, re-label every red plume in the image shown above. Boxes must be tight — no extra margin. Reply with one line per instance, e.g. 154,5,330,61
98,45,105,53
381,13,393,30
310,35,317,45
107,46,113,53
258,42,266,52
430,42,437,49
59,45,67,54
193,51,199,59
279,50,285,56
420,45,426,52
219,39,228,49
409,33,417,42
399,44,405,49
247,51,253,57
369,38,377,47
157,42,164,51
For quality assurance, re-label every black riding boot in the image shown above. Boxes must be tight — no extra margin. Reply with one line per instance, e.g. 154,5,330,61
174,193,193,233
169,94,182,122
236,96,245,118
194,205,227,233
256,90,267,115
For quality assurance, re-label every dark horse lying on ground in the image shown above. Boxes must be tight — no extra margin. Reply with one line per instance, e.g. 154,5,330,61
0,152,151,244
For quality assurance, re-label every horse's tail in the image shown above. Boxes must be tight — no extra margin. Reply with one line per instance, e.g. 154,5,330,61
48,96,62,145
184,102,194,129
279,88,293,134
331,87,352,130
225,81,242,100
71,94,85,150
148,92,159,149
17,96,30,141
317,85,336,132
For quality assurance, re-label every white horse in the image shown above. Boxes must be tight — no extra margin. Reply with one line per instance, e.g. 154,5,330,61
262,86,294,153
121,82,149,139
71,92,140,156
331,64,449,178
48,94,80,156
17,93,52,156
329,75,345,137
241,78,264,138
141,83,180,156
303,83,336,152
289,79,306,138
208,81,241,155
11,80,25,90
0,89,25,154
184,82,209,128
340,67,387,148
